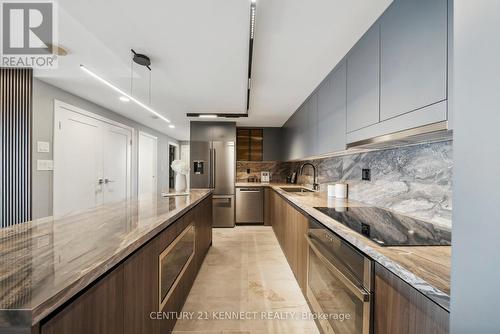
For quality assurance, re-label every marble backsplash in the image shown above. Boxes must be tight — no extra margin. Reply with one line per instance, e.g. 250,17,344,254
281,141,453,228
236,161,287,183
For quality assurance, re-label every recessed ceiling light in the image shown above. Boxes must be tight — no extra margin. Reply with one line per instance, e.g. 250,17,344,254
80,64,170,123
169,124,175,129
119,96,130,102
199,114,218,118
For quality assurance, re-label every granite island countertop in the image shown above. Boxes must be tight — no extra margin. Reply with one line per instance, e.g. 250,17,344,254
236,182,451,311
0,189,212,329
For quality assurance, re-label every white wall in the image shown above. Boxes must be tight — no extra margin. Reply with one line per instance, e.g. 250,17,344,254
32,78,178,219
451,1,500,332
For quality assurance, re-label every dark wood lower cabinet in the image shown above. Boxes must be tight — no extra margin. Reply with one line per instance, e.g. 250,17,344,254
268,189,449,334
264,188,272,226
374,263,449,334
39,195,213,334
41,266,124,334
269,190,308,293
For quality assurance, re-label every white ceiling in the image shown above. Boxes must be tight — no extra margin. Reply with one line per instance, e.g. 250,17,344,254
36,0,392,140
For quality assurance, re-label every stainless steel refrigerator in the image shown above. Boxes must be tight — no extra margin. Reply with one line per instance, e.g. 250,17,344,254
190,122,236,227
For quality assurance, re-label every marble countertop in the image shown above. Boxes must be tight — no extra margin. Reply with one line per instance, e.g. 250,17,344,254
242,183,451,311
235,182,291,187
0,189,212,328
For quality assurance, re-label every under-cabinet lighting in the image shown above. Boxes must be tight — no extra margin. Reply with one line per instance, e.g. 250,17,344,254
169,124,175,129
80,64,170,123
199,114,218,118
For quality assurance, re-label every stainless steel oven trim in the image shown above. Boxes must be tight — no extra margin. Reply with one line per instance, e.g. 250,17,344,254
306,234,372,334
306,285,336,334
158,224,195,311
306,236,370,301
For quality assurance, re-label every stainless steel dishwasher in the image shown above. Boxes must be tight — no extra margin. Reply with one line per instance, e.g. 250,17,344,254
236,187,264,224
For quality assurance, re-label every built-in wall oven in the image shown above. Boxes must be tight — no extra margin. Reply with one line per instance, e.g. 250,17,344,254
306,219,373,334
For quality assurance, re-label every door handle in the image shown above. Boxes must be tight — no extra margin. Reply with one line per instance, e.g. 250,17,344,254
213,149,216,188
209,148,214,188
104,178,115,184
98,178,104,185
239,188,261,192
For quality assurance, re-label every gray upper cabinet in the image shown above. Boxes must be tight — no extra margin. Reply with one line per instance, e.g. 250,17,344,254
346,24,380,133
286,110,302,161
380,0,447,121
317,61,347,154
190,121,236,142
262,128,283,161
306,94,318,157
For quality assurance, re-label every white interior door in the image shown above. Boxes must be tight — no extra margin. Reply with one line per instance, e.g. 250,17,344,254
138,132,157,195
103,124,132,204
54,101,132,216
54,106,103,215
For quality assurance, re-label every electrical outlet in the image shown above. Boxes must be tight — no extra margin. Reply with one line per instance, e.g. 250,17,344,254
362,168,371,181
37,160,54,171
37,141,50,153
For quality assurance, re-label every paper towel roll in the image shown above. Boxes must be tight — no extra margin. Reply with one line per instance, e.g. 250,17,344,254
334,183,348,199
327,184,335,197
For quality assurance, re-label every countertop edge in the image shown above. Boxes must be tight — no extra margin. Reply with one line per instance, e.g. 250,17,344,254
261,183,450,311
9,190,213,328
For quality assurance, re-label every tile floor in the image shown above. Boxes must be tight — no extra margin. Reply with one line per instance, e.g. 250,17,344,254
173,226,320,334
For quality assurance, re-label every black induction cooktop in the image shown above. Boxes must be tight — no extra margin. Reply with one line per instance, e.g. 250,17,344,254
314,206,451,247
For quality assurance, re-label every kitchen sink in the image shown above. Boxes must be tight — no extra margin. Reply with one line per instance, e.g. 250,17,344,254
280,187,314,193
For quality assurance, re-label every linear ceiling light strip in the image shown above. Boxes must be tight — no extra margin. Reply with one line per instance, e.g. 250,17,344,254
247,1,257,112
80,64,171,124
186,0,257,119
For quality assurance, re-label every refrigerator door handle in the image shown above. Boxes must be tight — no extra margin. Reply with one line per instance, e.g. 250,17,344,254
209,148,213,188
213,148,216,189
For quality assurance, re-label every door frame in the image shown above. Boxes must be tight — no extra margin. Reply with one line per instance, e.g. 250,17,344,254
138,131,158,195
168,141,179,190
53,100,134,214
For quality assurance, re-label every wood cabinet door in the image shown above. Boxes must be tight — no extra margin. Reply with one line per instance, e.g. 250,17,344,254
236,128,263,161
380,0,447,121
346,24,380,133
236,128,250,161
249,129,263,161
123,230,162,334
269,191,308,293
264,188,272,226
195,196,213,266
41,267,124,334
374,263,449,334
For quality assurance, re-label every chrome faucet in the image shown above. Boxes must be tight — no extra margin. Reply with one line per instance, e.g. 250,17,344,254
299,162,319,191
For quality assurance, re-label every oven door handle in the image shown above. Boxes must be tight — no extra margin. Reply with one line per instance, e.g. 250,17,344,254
306,235,370,302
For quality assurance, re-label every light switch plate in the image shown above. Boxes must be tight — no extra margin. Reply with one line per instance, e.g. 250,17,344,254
37,141,50,153
37,160,54,171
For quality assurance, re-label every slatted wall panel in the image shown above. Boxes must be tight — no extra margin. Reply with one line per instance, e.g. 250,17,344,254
0,68,32,228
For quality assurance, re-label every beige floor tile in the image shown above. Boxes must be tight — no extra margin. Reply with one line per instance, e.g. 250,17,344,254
173,226,319,334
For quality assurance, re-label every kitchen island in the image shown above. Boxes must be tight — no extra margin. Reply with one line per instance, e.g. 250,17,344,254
0,189,213,334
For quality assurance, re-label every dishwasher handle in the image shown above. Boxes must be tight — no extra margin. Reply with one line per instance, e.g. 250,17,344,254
238,188,261,192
